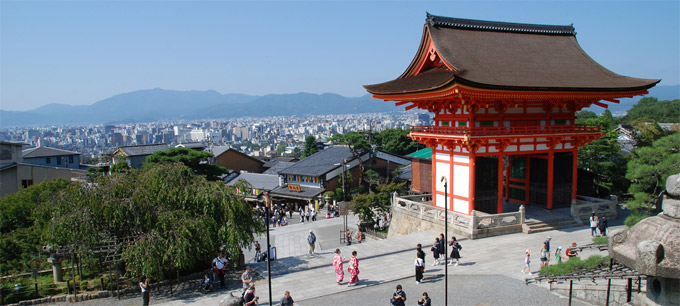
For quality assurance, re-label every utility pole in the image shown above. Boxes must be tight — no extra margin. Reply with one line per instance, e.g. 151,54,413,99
441,176,448,306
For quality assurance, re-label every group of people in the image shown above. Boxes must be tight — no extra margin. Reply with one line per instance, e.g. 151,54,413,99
522,236,580,274
298,207,317,223
257,205,291,228
345,228,363,245
390,285,431,306
428,233,463,267
589,212,608,237
239,266,294,306
332,249,360,286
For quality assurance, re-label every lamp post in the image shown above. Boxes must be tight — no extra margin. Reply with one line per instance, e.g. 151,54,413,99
262,191,273,306
441,176,448,306
335,160,348,234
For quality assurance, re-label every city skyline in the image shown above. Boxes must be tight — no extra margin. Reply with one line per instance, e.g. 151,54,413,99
1,0,679,111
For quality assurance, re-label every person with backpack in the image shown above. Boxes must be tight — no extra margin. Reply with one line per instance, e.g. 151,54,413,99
307,230,316,255
448,236,462,266
589,212,599,237
391,284,406,306
599,214,608,236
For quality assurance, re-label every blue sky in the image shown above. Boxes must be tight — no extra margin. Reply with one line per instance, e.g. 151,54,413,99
1,0,678,111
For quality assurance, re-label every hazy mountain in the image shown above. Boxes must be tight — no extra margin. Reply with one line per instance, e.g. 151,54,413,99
2,85,676,128
0,89,402,127
585,85,680,116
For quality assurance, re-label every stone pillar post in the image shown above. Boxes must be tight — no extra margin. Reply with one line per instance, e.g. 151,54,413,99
519,205,526,224
47,256,63,283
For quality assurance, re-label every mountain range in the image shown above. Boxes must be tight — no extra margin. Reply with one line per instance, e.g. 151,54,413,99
1,85,678,128
0,89,406,128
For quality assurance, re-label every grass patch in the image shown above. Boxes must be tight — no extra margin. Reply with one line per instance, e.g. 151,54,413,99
592,236,608,245
539,255,610,277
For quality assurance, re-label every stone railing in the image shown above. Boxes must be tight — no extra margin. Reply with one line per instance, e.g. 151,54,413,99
571,195,618,222
392,193,523,239
472,209,524,232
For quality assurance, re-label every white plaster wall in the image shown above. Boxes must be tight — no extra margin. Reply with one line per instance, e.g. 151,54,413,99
435,193,447,209
526,107,544,113
435,152,451,161
436,161,450,193
453,198,469,214
453,155,469,164
520,145,534,151
565,143,573,149
536,144,548,151
453,164,469,197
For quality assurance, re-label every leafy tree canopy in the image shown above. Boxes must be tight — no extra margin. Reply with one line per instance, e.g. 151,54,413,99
623,97,680,124
351,182,407,224
625,132,680,226
374,128,418,156
145,147,227,181
302,135,318,158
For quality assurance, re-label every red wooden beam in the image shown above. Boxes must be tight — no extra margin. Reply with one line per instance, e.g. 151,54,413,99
593,101,609,108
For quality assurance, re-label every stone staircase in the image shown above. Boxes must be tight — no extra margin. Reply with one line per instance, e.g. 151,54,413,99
523,217,583,234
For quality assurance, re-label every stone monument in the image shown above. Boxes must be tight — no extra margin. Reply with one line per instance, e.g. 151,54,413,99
609,173,680,305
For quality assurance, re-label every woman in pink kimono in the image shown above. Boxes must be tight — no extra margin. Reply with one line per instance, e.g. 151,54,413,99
348,250,359,286
332,249,345,285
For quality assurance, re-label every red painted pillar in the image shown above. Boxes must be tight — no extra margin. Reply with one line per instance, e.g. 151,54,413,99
497,154,504,213
572,149,578,202
547,150,554,210
505,157,511,201
469,155,476,215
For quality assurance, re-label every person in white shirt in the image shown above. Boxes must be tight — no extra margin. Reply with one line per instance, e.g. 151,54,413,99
212,252,228,288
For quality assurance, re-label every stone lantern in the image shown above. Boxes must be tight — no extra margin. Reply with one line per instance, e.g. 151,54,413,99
609,173,680,305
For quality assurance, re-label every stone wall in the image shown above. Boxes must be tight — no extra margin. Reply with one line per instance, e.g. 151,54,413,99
550,280,643,306
387,203,471,239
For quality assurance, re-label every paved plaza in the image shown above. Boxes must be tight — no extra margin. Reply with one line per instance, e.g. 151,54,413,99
56,209,621,306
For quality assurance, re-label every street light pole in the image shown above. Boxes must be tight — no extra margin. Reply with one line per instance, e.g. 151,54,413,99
263,191,272,306
341,160,347,234
441,176,448,306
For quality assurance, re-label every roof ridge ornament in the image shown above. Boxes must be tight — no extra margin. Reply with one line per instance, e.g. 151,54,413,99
425,13,576,36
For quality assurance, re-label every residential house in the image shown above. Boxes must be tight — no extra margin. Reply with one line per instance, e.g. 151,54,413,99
0,142,86,197
111,144,170,169
226,172,280,203
22,146,81,169
212,147,265,174
406,147,432,194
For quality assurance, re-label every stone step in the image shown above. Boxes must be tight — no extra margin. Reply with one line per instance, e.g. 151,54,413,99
524,218,581,234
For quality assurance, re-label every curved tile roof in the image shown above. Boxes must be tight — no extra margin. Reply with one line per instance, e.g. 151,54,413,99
364,14,659,95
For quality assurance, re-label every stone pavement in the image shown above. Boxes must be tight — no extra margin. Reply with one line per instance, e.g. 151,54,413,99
157,213,622,306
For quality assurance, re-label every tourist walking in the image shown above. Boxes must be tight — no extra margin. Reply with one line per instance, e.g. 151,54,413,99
599,214,608,236
391,284,406,306
567,242,579,258
346,229,353,245
356,228,363,243
305,210,310,222
521,249,531,274
417,292,431,306
243,285,259,306
307,230,316,255
414,252,425,284
212,252,228,288
348,251,359,286
139,275,150,306
332,249,345,285
448,237,461,266
279,290,294,306
555,246,567,263
416,243,426,266
540,241,549,268
241,266,253,290
430,237,440,266
589,212,599,236
544,236,551,264
438,233,446,265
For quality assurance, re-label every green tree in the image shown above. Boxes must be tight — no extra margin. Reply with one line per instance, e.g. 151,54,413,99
302,135,318,158
374,128,418,156
329,131,371,184
351,182,406,225
625,133,680,226
145,147,227,181
110,161,130,173
577,111,628,195
41,163,264,281
276,144,286,155
631,119,668,148
623,97,680,124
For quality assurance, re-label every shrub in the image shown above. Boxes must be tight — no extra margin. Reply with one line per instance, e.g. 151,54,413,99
592,236,608,245
538,255,610,276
